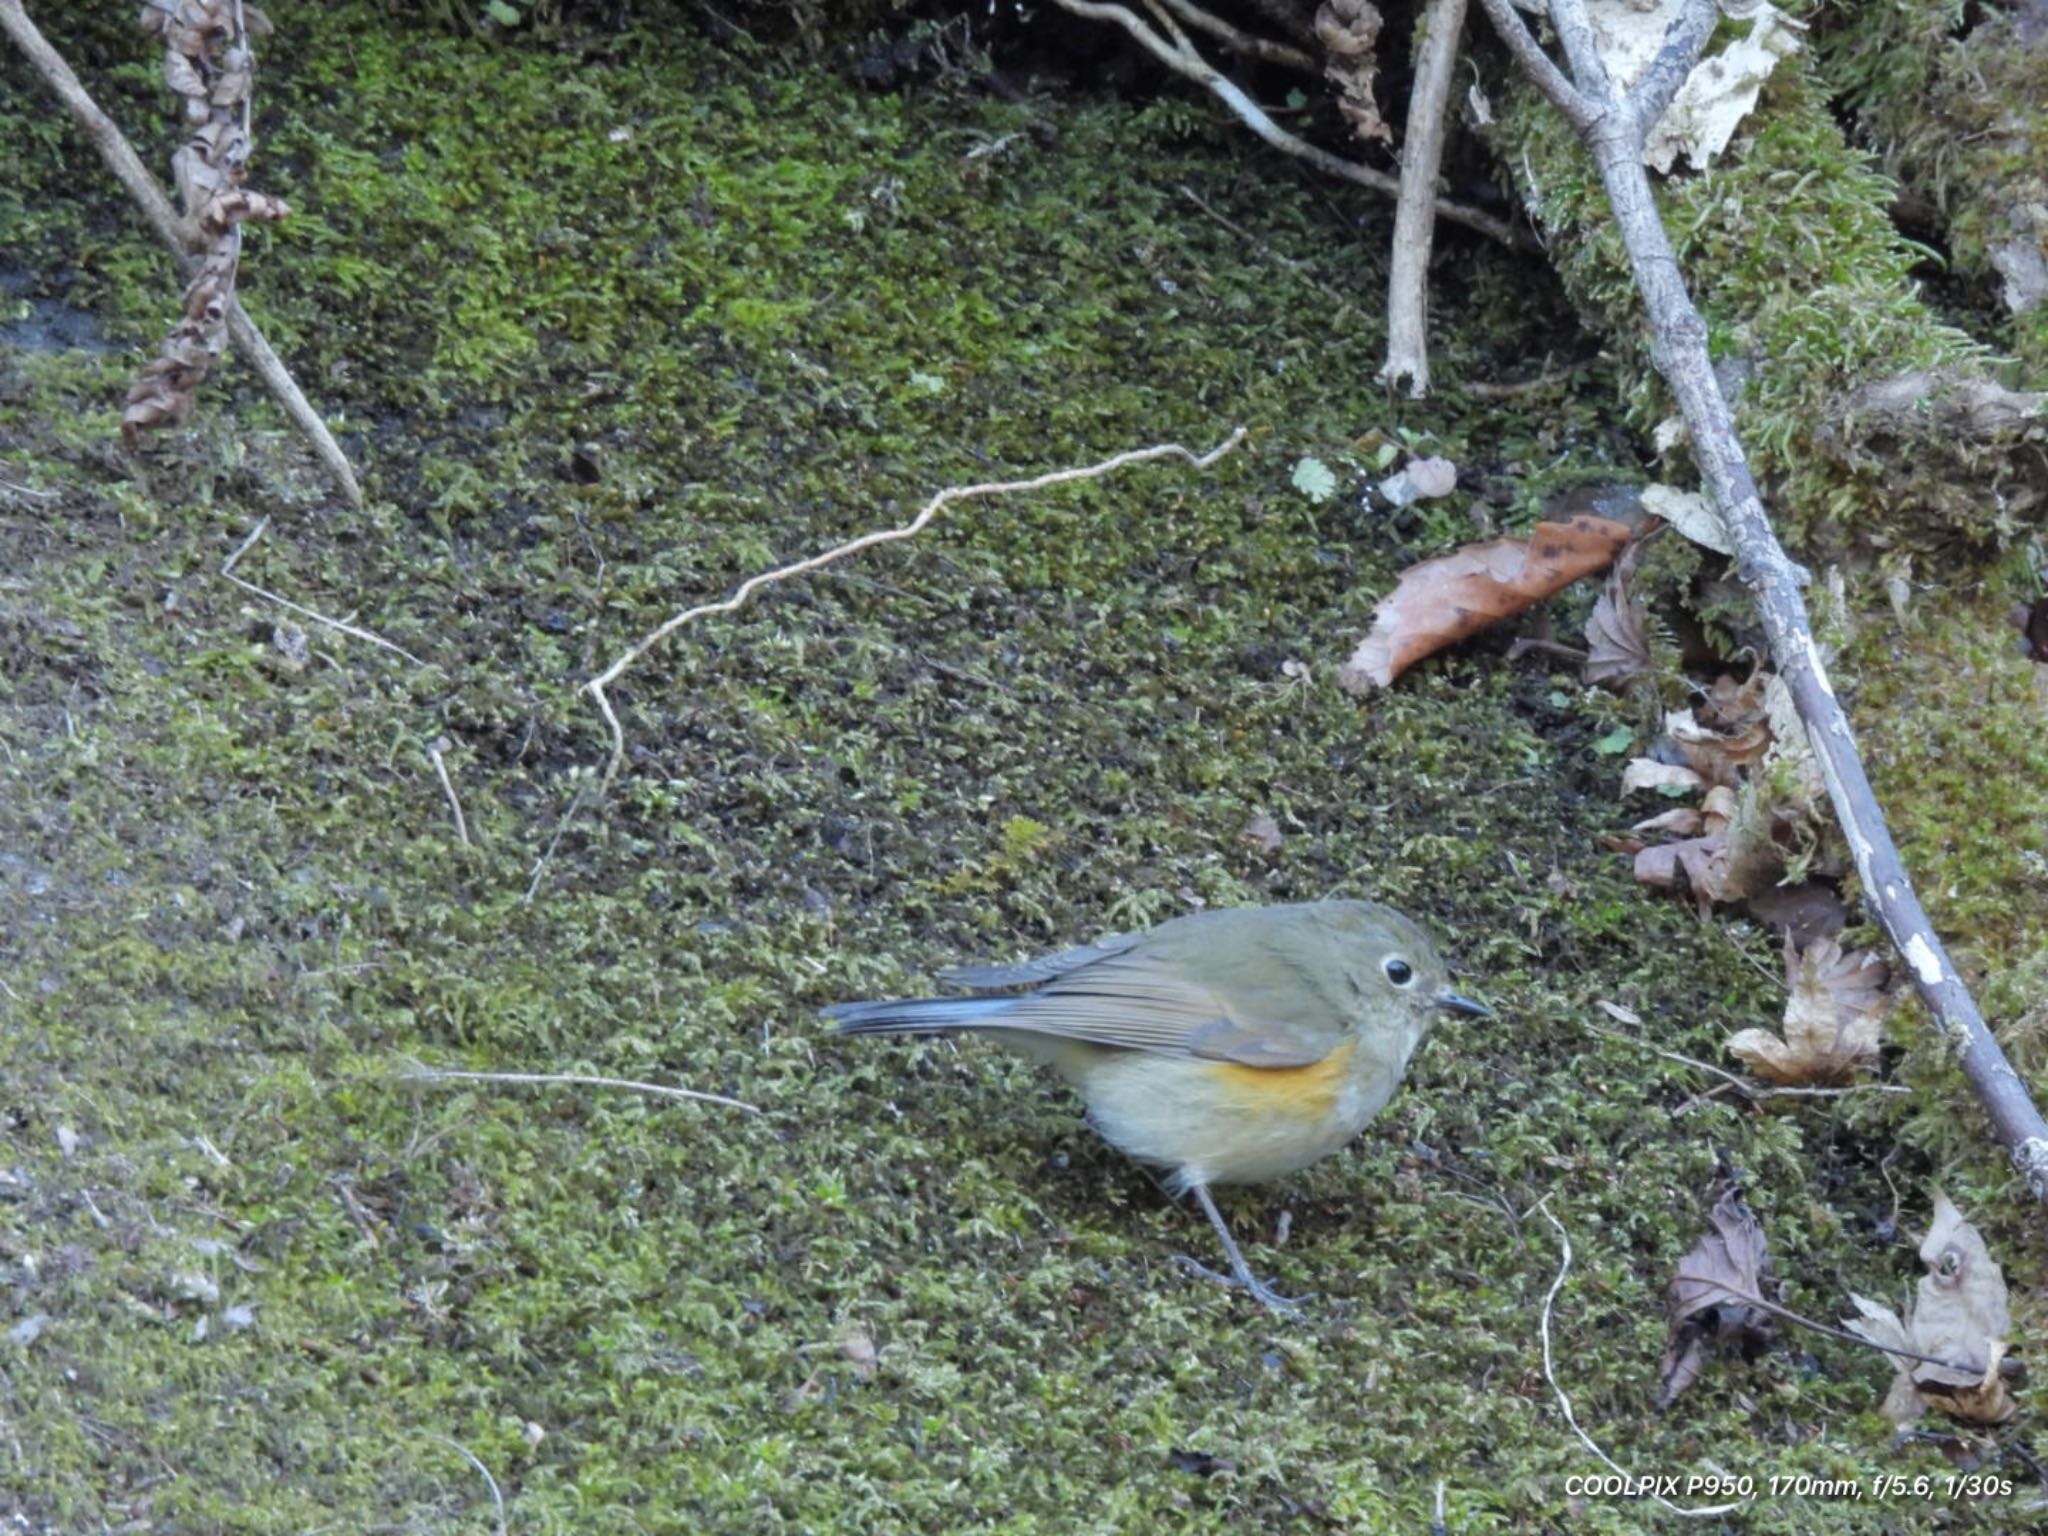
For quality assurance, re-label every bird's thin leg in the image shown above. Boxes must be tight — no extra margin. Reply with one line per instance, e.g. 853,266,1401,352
1175,1183,1311,1311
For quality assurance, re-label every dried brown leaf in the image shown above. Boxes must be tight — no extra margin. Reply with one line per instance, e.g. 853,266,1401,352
1315,0,1390,144
1338,515,1633,692
1659,1180,1777,1409
1583,540,1653,686
1727,937,1889,1086
1667,689,1771,787
1907,1193,2014,1424
1843,1294,1925,1425
1842,1194,2015,1426
1632,830,1728,916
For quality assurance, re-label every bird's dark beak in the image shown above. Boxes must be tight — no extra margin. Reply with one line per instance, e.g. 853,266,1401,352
1436,990,1492,1019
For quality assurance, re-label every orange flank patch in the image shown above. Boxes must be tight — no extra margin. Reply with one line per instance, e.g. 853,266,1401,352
1207,1037,1356,1122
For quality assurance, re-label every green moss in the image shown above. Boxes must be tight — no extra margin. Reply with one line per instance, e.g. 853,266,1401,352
1848,580,2048,1116
1815,1,2048,377
1493,23,2032,554
1,6,2040,1532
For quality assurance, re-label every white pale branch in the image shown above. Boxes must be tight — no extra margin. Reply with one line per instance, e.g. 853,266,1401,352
1475,0,2048,1203
1049,0,1528,248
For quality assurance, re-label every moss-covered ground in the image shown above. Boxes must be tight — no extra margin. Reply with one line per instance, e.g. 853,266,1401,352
1,6,2042,1532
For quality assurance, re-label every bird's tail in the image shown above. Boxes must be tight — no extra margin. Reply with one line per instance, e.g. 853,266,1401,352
825,995,1017,1036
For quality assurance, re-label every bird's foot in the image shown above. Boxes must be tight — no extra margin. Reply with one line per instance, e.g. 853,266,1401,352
1172,1252,1313,1311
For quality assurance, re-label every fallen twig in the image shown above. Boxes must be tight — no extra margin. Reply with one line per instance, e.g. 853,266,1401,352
1531,1199,1749,1518
1478,0,2048,1205
396,1064,761,1116
221,517,428,668
1681,1274,2013,1383
1583,1020,1911,1105
0,0,361,507
1049,0,1528,248
587,429,1249,786
1380,0,1468,395
1176,183,1356,311
426,736,471,847
1153,0,1318,73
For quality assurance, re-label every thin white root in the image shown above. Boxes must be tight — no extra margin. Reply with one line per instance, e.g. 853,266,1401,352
1530,1199,1749,1519
587,428,1248,786
220,517,428,668
426,736,471,847
398,1065,761,1116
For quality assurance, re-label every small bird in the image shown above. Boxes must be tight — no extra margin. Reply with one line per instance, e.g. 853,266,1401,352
828,899,1488,1309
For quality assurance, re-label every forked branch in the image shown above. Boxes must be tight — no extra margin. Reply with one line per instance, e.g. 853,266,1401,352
1475,0,2048,1203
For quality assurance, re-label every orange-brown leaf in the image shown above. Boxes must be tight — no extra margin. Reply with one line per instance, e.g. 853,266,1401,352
1338,515,1633,691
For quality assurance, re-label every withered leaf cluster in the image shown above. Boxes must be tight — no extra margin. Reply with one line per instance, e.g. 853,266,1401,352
1844,1193,2017,1426
1726,936,1890,1086
1659,1178,1778,1409
1662,1184,2015,1430
124,1,289,444
1620,672,1826,914
1315,0,1389,144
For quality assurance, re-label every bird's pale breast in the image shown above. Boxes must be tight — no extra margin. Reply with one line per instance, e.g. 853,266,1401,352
1054,1036,1397,1192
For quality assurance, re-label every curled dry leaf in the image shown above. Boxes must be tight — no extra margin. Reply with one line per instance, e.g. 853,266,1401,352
1315,0,1390,144
1726,936,1890,1086
1669,673,1772,787
1583,536,1653,687
1659,1178,1777,1409
1338,514,1633,691
1843,1192,2015,1426
125,0,291,446
1639,482,1732,555
1631,783,1781,916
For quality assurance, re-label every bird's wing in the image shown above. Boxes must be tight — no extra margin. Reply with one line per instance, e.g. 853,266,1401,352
982,954,1344,1067
938,931,1143,990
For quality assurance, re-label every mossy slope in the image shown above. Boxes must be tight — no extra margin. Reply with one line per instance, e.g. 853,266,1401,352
1,8,2041,1532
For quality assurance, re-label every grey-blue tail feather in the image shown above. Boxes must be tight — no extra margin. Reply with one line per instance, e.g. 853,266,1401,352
826,995,1017,1035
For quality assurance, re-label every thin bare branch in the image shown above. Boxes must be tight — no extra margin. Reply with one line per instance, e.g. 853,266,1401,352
1380,0,1469,396
1681,1275,2010,1382
1176,182,1357,309
1051,0,1529,247
1243,0,1318,47
427,1436,507,1536
1484,0,2048,1203
1154,0,1317,70
1583,1020,1911,1104
523,783,590,905
426,736,471,848
587,429,1248,785
1623,0,1719,143
1471,0,1594,129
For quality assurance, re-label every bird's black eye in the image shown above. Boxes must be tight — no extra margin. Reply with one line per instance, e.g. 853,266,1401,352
1384,957,1415,986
